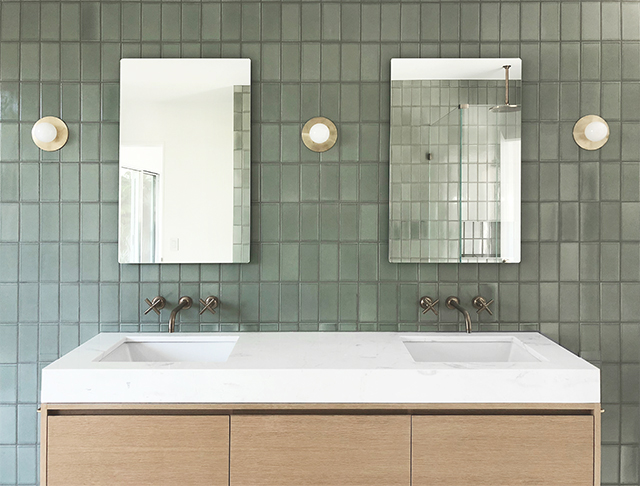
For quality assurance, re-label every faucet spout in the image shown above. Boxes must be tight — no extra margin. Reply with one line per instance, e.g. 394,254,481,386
168,296,193,333
446,296,472,333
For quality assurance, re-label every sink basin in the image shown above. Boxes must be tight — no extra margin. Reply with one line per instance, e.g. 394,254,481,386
402,336,543,363
97,337,238,363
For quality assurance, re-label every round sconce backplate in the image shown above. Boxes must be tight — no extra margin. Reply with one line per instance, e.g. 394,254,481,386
573,114,609,151
32,116,69,152
301,117,338,153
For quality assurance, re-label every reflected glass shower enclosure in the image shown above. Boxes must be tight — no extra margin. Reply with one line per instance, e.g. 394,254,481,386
389,59,522,264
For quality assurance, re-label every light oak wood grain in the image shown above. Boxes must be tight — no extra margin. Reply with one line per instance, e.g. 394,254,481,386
230,415,411,486
39,405,48,486
594,408,602,486
44,402,600,412
412,414,595,486
46,415,229,486
40,403,599,486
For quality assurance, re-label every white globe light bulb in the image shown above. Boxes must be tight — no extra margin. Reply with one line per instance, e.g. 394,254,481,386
584,121,608,142
32,122,58,143
309,123,330,144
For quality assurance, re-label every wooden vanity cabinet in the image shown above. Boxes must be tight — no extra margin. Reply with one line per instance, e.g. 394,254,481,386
412,414,596,486
40,404,599,486
44,414,229,486
229,415,411,486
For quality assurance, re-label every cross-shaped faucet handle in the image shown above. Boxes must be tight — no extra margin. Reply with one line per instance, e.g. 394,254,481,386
419,296,439,316
472,296,494,316
199,296,220,315
144,296,166,316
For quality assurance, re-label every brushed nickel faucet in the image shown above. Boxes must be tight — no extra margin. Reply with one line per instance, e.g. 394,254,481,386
143,296,166,315
199,296,220,315
419,296,439,315
168,296,193,333
446,296,472,333
473,296,494,316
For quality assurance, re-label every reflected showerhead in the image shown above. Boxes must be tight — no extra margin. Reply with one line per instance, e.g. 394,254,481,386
490,104,520,113
490,65,520,113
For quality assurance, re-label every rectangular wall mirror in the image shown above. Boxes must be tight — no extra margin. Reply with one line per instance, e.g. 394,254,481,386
119,59,251,264
389,58,521,264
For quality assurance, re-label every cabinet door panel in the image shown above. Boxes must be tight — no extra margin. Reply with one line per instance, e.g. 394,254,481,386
412,415,594,486
230,415,411,486
47,415,229,486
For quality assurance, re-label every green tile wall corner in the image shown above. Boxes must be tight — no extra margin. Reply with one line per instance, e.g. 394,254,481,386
0,1,639,485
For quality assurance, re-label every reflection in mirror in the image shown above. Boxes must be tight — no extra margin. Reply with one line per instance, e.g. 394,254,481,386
119,59,251,264
389,59,521,264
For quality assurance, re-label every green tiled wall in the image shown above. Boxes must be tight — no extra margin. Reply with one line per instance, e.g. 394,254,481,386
0,1,638,485
233,84,252,263
389,80,521,263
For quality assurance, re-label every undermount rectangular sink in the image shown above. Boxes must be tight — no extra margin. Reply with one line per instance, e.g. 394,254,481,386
402,336,544,363
97,337,238,363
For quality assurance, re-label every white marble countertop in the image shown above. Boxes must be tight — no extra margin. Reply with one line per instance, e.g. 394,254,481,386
41,332,600,404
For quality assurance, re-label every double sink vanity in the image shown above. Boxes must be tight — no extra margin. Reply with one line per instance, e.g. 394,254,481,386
40,332,601,486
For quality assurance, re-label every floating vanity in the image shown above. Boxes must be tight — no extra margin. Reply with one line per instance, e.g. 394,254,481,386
40,332,600,486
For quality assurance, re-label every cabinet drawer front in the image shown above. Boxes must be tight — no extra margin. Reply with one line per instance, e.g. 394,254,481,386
230,415,411,486
412,415,594,486
47,415,229,486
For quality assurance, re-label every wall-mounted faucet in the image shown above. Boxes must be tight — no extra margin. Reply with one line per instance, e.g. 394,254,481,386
473,296,494,315
144,296,166,315
446,296,472,333
199,296,220,315
419,296,439,315
169,296,193,333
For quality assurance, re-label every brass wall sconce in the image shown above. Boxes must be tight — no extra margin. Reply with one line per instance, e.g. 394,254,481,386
31,116,69,151
301,117,337,153
573,115,609,150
